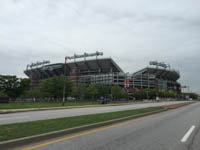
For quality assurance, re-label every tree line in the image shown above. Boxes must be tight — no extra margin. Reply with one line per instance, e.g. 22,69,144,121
0,75,198,102
21,76,127,101
134,88,179,100
0,75,126,101
0,75,30,99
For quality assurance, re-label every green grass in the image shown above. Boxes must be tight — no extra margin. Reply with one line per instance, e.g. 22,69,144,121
0,107,163,142
0,101,143,110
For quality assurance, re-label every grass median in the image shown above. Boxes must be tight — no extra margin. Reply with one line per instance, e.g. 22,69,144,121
0,107,163,142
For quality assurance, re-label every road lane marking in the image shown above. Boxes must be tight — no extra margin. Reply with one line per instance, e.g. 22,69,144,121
181,125,195,142
22,113,159,150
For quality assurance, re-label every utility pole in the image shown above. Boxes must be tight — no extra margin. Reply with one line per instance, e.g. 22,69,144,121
147,73,149,100
187,86,190,93
62,58,67,106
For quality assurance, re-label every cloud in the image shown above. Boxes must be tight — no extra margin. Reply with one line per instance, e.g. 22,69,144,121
0,0,199,92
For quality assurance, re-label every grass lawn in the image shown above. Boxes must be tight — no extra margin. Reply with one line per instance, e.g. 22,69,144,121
0,101,143,110
0,107,163,142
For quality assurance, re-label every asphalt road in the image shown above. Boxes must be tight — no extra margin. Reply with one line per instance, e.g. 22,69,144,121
20,102,200,150
0,101,186,125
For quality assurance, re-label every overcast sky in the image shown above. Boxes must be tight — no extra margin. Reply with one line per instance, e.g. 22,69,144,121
0,0,199,93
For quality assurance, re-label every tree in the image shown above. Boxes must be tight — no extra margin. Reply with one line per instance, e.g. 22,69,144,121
183,93,198,100
143,88,156,99
111,85,123,100
86,84,98,100
96,85,110,98
168,90,176,98
18,78,31,95
134,89,145,100
189,93,198,99
39,75,73,100
0,90,8,98
158,90,165,98
120,89,127,99
75,85,88,100
0,75,31,99
0,75,20,99
19,87,42,102
158,89,178,98
148,89,156,99
71,87,79,99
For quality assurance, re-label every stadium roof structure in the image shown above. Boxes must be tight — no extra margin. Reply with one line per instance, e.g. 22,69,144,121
65,58,123,74
133,67,180,81
24,58,124,79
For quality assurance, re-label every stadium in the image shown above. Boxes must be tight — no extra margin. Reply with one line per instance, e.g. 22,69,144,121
24,52,181,95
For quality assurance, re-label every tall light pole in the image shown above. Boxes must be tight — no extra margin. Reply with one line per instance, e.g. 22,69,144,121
62,57,69,106
147,73,149,100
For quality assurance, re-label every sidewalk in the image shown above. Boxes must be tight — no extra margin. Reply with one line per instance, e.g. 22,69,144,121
0,102,145,114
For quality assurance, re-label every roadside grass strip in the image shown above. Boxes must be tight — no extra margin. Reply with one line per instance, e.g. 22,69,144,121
0,107,163,142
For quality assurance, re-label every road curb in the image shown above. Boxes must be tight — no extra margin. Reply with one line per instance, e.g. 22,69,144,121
0,108,167,150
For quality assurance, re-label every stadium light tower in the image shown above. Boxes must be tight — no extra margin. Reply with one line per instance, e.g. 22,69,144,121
62,56,70,106
62,52,103,106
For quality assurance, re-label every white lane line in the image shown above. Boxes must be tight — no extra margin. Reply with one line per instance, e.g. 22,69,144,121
181,125,196,142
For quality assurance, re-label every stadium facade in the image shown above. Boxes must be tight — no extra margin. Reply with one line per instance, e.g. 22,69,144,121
24,52,181,94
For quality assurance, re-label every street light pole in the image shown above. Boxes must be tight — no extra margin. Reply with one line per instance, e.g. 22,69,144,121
147,73,149,100
62,58,67,106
